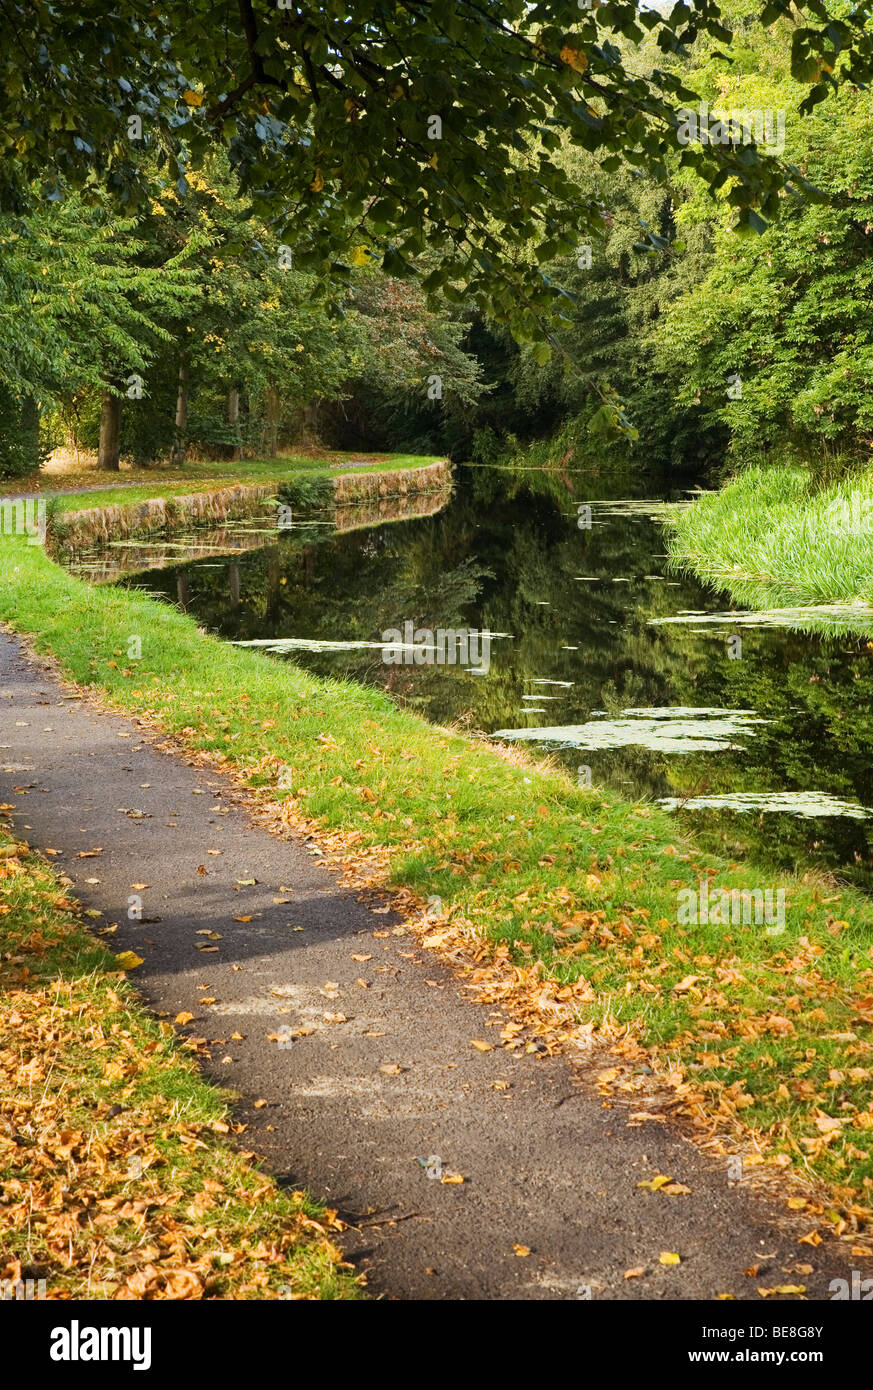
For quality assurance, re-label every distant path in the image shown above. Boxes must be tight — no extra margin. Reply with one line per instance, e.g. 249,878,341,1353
3,480,160,500
0,629,852,1300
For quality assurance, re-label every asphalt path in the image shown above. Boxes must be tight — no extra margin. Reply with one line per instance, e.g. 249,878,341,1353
0,629,854,1300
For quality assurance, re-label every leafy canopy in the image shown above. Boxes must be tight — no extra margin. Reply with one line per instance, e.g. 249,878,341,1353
1,0,866,350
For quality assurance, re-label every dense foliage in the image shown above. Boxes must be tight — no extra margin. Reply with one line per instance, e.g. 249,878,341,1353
1,2,872,474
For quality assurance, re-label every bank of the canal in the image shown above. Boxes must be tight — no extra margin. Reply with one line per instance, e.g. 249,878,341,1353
3,457,873,1236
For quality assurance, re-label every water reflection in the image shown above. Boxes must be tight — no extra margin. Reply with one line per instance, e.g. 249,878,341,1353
65,462,873,890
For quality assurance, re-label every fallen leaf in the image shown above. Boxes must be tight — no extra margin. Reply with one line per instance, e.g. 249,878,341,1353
470,1040,493,1052
114,951,143,970
513,1243,531,1257
624,1267,646,1279
659,1252,681,1266
637,1174,674,1192
175,1012,194,1025
757,1285,806,1298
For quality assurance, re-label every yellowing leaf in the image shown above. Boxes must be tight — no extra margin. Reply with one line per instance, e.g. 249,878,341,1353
560,45,588,74
182,89,204,107
115,951,143,970
310,168,324,192
637,1174,673,1192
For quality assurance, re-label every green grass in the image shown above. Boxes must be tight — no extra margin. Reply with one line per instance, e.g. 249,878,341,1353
0,826,361,1300
47,453,439,514
2,534,873,1229
666,464,873,624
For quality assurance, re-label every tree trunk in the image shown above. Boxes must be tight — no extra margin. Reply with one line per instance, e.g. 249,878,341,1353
98,390,122,471
301,399,320,445
265,384,281,457
172,361,188,466
227,386,242,461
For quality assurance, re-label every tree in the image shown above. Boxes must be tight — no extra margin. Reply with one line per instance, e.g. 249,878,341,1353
0,0,854,371
0,193,198,473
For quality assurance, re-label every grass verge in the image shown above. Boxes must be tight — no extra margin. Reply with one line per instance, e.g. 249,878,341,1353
2,537,873,1238
2,451,440,513
0,826,360,1299
666,464,873,614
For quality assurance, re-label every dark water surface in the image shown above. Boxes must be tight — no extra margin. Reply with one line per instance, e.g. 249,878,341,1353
68,464,873,890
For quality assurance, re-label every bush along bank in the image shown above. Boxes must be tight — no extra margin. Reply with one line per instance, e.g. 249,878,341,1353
3,534,873,1242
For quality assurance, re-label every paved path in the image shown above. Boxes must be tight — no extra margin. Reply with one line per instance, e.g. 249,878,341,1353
0,630,852,1300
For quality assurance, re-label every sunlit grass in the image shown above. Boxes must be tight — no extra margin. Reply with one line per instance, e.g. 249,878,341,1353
666,464,873,624
48,453,440,513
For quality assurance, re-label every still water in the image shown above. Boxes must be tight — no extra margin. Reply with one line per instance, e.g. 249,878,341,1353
67,463,873,890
